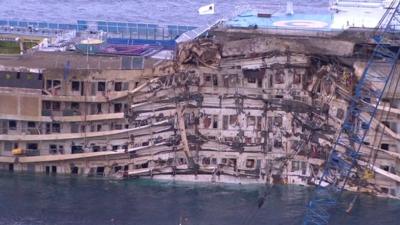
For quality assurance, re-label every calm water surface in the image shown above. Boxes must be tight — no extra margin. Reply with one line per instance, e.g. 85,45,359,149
0,172,398,225
0,0,329,26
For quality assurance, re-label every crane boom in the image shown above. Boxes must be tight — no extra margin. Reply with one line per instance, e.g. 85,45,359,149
302,1,400,225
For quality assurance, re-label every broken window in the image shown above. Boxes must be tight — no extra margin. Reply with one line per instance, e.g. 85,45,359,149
274,70,285,84
221,158,227,164
381,143,389,150
70,123,79,133
203,115,211,128
382,121,390,128
246,159,255,168
43,101,52,110
27,121,36,128
247,116,256,127
274,139,282,148
52,123,60,133
71,102,79,110
274,116,283,127
223,115,229,129
71,81,80,91
52,102,61,111
212,115,218,129
248,76,256,83
97,81,106,92
49,144,57,154
256,116,262,130
122,82,129,90
223,75,229,87
257,78,263,88
114,82,122,91
213,74,218,86
291,161,300,172
245,137,252,144
4,142,13,151
8,120,16,130
243,69,264,85
71,145,83,154
114,103,122,113
27,143,38,150
293,70,301,84
96,103,102,114
229,115,238,125
336,108,345,119
202,157,211,165
301,161,307,175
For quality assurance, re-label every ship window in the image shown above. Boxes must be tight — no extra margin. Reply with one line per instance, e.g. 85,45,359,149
97,81,106,92
336,108,344,119
212,115,218,128
8,120,16,130
291,161,300,172
44,101,52,110
27,121,36,128
71,102,79,110
246,159,255,168
71,145,83,154
114,103,122,113
247,116,256,126
96,167,104,175
27,143,38,150
4,142,13,151
49,144,57,154
96,103,102,113
213,74,218,86
247,76,256,83
71,81,80,91
202,157,211,165
114,82,122,91
52,123,60,133
223,115,229,129
381,143,389,150
71,167,79,174
52,102,61,111
53,80,61,87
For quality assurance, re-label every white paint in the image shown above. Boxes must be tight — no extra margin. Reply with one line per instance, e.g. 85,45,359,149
198,3,215,15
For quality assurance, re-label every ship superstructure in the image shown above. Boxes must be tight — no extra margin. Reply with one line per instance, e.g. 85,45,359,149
0,1,399,199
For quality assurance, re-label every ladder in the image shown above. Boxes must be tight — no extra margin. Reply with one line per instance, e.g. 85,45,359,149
302,1,400,224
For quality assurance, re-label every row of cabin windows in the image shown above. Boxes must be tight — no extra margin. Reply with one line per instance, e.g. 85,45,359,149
2,72,42,80
203,158,258,169
42,102,126,114
70,81,128,92
204,115,262,129
204,72,301,88
3,121,128,133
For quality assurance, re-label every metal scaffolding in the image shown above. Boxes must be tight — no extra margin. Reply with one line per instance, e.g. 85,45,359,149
302,1,400,225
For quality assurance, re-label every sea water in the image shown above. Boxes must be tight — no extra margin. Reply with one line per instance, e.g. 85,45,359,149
0,172,398,225
0,0,329,26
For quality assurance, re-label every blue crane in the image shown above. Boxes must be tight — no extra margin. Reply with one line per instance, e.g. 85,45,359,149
302,1,400,225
